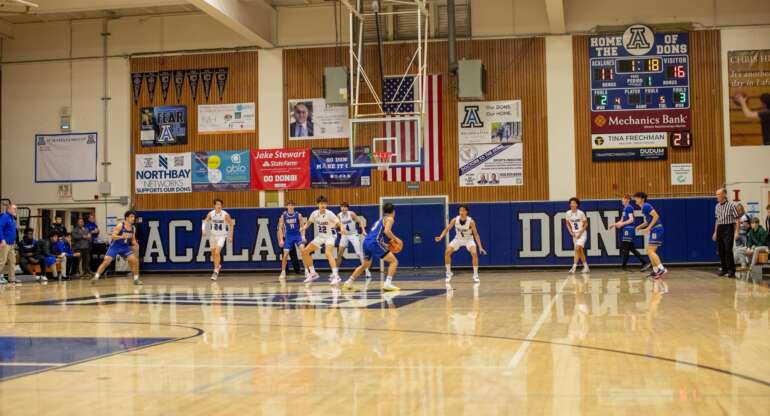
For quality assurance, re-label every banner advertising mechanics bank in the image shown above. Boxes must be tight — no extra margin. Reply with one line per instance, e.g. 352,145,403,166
135,153,191,193
250,148,310,190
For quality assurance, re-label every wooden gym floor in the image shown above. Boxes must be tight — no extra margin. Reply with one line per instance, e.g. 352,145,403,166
0,268,769,415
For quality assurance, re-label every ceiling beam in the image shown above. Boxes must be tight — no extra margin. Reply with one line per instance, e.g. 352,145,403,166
187,0,276,48
544,0,565,34
11,0,189,14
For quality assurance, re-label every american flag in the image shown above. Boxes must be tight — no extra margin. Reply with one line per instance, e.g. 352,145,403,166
382,74,443,182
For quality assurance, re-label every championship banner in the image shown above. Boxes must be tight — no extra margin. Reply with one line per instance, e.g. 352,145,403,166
35,132,98,183
728,49,770,146
198,102,256,135
591,132,667,161
135,153,191,194
459,143,523,187
192,150,250,191
589,26,690,135
310,147,372,188
139,105,188,147
288,98,348,139
458,100,522,144
250,148,310,190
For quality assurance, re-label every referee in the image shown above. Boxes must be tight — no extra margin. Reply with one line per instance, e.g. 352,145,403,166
712,188,739,278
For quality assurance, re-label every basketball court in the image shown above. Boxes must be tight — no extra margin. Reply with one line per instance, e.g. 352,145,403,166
2,269,769,414
2,0,770,414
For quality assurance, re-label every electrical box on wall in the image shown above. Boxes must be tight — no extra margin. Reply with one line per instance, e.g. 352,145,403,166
98,181,111,196
324,67,348,105
458,60,486,99
60,106,71,132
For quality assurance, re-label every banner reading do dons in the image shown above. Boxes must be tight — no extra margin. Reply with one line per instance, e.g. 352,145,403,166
135,153,191,194
250,148,310,190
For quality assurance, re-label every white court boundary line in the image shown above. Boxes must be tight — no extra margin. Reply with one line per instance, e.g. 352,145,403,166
506,276,571,371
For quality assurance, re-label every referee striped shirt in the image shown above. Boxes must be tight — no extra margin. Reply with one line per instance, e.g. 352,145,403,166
715,200,738,225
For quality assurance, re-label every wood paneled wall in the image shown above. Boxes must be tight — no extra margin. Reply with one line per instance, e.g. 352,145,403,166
573,31,725,199
131,51,259,210
283,38,549,205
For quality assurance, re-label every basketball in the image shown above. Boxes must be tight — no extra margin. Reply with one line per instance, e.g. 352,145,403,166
388,239,403,253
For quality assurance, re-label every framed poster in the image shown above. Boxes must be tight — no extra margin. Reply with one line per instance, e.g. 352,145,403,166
34,132,98,183
288,98,348,139
198,102,256,134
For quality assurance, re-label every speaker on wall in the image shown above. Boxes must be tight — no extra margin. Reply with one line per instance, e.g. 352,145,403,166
458,59,486,99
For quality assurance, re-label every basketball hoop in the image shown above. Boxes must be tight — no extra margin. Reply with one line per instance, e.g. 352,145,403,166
372,151,393,171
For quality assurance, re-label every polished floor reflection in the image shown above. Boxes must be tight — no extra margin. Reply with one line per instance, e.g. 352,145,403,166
1,268,769,415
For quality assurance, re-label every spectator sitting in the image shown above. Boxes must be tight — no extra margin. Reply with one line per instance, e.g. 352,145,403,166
72,218,92,277
48,216,67,239
736,217,769,272
55,233,81,280
40,232,64,280
85,214,100,242
17,228,46,282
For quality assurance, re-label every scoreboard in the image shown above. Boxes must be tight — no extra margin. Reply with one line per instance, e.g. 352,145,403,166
589,25,691,162
590,32,689,111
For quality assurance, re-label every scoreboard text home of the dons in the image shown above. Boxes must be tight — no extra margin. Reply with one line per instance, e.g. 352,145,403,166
588,25,692,160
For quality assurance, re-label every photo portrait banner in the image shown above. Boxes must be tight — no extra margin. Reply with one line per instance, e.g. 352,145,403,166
35,132,98,183
192,150,251,191
250,148,310,190
287,98,348,139
728,49,770,146
135,153,192,194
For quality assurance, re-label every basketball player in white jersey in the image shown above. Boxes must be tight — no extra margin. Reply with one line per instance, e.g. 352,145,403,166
336,202,371,279
564,197,589,274
201,199,234,281
435,205,487,283
300,195,342,285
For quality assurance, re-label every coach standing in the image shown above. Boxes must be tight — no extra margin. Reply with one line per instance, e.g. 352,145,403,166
713,189,740,278
0,204,18,285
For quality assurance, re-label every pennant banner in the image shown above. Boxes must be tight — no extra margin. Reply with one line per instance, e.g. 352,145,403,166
145,72,158,103
187,69,200,101
201,68,214,101
173,70,185,102
159,71,172,102
216,68,229,100
131,73,144,103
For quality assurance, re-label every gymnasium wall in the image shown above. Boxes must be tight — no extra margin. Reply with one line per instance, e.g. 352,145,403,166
0,14,252,231
282,38,549,205
130,52,259,210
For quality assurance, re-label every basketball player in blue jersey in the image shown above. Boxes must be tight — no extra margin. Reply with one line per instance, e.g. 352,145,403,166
610,194,650,272
91,210,142,285
277,201,305,279
343,202,402,292
634,192,667,278
300,195,342,285
202,199,235,281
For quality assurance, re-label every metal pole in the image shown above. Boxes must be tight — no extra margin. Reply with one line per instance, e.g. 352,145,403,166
447,0,457,75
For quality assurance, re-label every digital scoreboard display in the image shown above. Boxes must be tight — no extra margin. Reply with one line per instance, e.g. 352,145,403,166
590,31,689,112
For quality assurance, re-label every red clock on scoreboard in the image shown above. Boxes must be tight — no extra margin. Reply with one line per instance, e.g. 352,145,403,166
669,131,692,147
